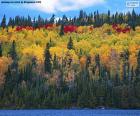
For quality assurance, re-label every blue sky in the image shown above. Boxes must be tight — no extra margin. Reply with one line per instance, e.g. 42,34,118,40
0,0,140,20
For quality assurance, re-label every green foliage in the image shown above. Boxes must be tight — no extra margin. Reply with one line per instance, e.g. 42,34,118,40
136,50,140,77
1,15,6,29
67,37,74,50
9,40,17,60
44,43,52,73
0,42,2,57
59,24,64,36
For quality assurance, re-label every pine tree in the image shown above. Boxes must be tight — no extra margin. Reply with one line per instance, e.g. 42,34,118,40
8,17,13,27
1,15,6,28
49,14,55,24
38,15,44,27
107,10,111,24
44,43,52,73
120,50,130,81
67,37,73,50
27,15,32,26
0,42,2,57
9,40,17,60
53,54,59,69
9,40,18,71
95,54,101,77
59,24,64,36
62,15,68,25
131,9,136,31
136,51,140,77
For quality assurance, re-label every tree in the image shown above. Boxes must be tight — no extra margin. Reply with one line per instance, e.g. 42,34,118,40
107,10,111,24
49,14,55,24
136,51,140,77
95,54,101,77
44,43,52,73
0,42,2,57
8,17,13,27
38,15,44,27
9,40,17,60
9,40,18,71
120,50,130,81
59,24,64,36
1,15,6,29
131,9,136,31
67,37,74,50
53,54,59,69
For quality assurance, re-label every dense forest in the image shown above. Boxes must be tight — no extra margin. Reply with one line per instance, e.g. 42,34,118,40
0,10,140,109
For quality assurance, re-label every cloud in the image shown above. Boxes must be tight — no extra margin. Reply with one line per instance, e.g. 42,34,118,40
28,0,105,13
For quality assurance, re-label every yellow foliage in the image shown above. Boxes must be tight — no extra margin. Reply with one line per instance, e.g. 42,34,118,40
50,47,78,63
22,45,44,61
0,57,12,85
75,40,92,53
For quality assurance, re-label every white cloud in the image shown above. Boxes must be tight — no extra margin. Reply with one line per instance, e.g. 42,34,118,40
28,0,105,13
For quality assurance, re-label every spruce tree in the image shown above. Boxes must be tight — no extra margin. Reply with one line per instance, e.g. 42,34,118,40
136,51,140,77
9,40,17,60
67,37,73,50
131,9,136,31
0,42,2,57
53,54,59,69
59,24,64,36
1,15,6,29
95,54,101,77
44,43,52,73
49,14,55,24
8,17,13,27
9,40,18,71
107,10,111,24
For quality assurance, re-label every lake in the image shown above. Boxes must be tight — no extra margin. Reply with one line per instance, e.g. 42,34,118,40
0,110,140,116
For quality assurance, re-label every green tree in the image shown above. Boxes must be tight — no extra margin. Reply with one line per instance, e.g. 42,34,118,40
0,42,2,57
131,9,136,31
107,10,111,24
8,17,13,27
9,40,17,60
59,24,64,36
67,37,74,50
9,40,18,71
49,14,55,24
44,43,52,73
53,54,59,69
1,15,6,29
136,51,140,77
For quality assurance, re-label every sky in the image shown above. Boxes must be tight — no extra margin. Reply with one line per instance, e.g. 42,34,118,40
0,0,140,20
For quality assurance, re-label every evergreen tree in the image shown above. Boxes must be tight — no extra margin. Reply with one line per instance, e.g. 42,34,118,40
14,16,21,26
131,9,136,31
107,10,111,24
9,40,17,60
67,37,73,50
120,50,130,81
44,43,52,73
53,54,59,69
136,51,140,77
62,15,68,25
59,24,64,36
27,15,32,26
1,15,6,28
38,15,44,27
8,17,13,27
95,54,100,76
49,14,55,24
0,42,2,57
9,40,18,71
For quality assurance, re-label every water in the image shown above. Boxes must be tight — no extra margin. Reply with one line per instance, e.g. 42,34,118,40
0,110,140,116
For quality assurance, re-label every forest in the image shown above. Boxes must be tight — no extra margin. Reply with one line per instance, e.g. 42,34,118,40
0,10,140,109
